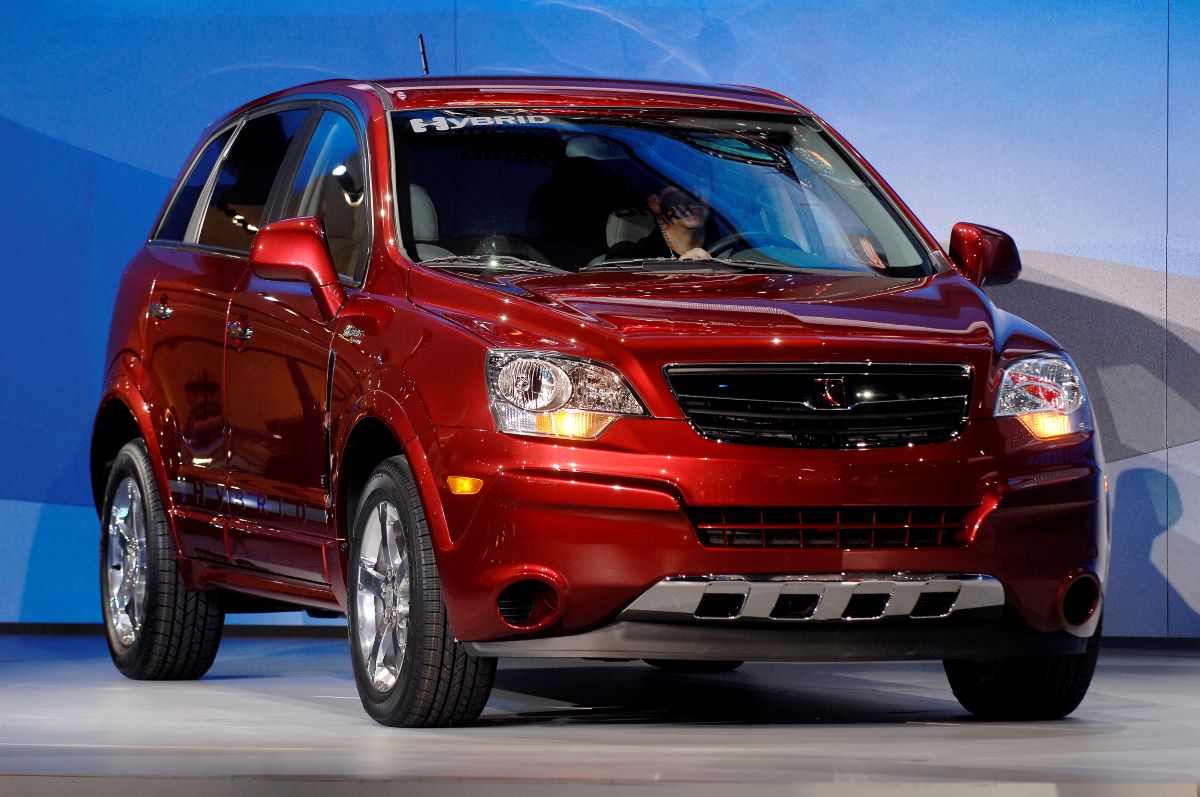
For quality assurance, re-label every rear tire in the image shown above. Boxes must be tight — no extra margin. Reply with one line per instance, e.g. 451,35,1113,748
100,440,224,680
645,659,743,673
943,624,1101,720
347,456,496,727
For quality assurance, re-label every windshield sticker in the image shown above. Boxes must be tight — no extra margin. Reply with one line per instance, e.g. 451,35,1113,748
409,114,551,133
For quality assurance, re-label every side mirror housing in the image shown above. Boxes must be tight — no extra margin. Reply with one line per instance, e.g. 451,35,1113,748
948,222,1021,287
249,217,346,319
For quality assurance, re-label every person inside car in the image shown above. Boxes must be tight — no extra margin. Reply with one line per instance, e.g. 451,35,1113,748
606,186,714,261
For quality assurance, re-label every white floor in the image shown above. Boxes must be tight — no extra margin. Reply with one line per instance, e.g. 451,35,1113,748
0,632,1198,794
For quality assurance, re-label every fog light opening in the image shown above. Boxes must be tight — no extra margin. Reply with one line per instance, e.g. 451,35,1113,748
1061,573,1100,627
497,579,560,629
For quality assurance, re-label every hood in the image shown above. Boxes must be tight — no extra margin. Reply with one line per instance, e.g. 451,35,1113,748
421,269,1014,349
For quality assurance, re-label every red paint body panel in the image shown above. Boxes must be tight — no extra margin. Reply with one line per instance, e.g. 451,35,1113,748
94,77,1108,649
138,246,245,565
225,269,334,583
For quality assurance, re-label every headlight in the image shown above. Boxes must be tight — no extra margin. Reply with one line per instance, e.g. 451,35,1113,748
487,351,646,439
994,353,1093,439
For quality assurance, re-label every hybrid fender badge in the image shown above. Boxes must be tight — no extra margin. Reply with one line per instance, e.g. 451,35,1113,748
409,114,551,133
813,378,847,409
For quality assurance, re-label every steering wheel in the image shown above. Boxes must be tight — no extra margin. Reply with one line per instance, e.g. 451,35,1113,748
706,230,804,260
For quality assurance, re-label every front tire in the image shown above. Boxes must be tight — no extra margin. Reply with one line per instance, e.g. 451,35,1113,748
100,440,224,679
943,625,1101,720
347,457,496,727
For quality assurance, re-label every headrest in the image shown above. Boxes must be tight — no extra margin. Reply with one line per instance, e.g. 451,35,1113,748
410,184,438,242
605,206,656,247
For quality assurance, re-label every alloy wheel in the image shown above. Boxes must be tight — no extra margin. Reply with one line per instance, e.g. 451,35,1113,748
355,500,411,693
105,476,147,647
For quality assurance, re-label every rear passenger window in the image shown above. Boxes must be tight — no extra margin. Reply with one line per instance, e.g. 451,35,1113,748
198,109,308,252
281,111,367,280
156,129,230,242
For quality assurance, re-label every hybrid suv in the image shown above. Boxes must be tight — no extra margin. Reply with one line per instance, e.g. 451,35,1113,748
92,76,1107,726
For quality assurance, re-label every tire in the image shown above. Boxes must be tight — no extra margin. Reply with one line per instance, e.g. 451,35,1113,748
644,659,744,673
943,623,1101,720
347,456,496,727
100,440,224,679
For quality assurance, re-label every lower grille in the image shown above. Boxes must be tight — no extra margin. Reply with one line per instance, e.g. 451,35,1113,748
690,505,973,549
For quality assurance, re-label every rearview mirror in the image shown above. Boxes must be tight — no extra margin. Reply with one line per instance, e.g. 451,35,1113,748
250,217,346,320
948,222,1021,287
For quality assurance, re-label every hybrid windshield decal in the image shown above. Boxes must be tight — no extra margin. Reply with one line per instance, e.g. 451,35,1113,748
409,114,551,133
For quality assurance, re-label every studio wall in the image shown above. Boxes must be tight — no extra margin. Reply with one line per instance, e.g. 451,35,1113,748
0,1,1193,635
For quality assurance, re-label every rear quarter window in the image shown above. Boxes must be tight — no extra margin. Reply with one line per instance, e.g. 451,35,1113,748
155,130,230,242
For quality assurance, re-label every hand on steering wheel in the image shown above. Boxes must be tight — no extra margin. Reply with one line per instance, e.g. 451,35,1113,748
706,231,800,259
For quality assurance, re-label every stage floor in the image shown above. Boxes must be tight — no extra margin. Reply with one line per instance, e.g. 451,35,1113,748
0,631,1198,793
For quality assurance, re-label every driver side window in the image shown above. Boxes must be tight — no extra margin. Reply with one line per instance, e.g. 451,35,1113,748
281,110,367,280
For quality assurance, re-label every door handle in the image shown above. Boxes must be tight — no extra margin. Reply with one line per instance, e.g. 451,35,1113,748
227,320,254,341
149,300,173,320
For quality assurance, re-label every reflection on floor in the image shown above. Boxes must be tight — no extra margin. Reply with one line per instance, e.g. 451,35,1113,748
0,632,1197,793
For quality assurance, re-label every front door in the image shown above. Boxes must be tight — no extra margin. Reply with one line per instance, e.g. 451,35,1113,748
223,107,368,584
224,274,336,583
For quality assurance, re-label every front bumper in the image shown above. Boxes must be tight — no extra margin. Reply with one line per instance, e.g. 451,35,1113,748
424,415,1107,646
466,619,1085,662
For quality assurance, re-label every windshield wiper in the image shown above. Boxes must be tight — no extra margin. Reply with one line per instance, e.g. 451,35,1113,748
579,258,689,272
419,255,566,274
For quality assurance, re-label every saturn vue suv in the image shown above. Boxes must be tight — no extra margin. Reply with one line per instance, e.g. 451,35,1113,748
91,76,1108,726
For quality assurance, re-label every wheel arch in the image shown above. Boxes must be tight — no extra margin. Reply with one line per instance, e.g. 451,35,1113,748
332,391,455,602
91,399,143,513
91,366,170,522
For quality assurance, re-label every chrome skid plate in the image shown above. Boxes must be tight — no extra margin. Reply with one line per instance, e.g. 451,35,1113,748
620,573,1003,623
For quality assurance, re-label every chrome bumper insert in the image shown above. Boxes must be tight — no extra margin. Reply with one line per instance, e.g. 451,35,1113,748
620,573,1004,623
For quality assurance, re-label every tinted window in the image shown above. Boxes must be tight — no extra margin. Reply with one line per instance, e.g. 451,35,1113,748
281,111,366,279
198,109,308,252
157,129,230,242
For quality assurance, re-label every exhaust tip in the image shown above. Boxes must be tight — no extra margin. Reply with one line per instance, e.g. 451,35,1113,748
1061,572,1100,627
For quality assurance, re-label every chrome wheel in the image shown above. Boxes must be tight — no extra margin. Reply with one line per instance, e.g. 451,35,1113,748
105,476,147,647
355,500,410,693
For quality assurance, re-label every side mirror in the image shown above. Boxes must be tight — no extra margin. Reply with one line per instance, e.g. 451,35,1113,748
249,217,346,320
948,222,1021,287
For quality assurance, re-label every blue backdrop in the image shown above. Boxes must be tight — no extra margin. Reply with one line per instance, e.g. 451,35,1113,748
1,1,1196,634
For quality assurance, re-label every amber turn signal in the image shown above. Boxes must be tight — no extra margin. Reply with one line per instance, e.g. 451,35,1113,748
1018,412,1074,440
446,476,484,495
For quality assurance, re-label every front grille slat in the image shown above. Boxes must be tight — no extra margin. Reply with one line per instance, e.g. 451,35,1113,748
690,505,973,549
665,362,972,449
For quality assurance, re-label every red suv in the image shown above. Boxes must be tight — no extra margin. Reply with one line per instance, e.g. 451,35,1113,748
92,77,1107,727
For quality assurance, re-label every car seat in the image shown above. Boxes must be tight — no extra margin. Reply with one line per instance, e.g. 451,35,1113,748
410,185,454,260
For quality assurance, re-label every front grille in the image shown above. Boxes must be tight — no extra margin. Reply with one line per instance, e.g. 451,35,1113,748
690,505,973,549
664,363,972,448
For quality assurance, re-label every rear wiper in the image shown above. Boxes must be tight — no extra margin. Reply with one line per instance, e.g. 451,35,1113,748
419,255,565,274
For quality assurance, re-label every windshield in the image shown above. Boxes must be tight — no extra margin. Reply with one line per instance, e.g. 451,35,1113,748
392,109,931,277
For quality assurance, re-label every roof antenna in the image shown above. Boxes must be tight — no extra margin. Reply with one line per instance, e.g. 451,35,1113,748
418,33,430,76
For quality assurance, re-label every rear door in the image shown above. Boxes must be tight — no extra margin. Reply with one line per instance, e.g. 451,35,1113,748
142,106,311,564
223,105,369,584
